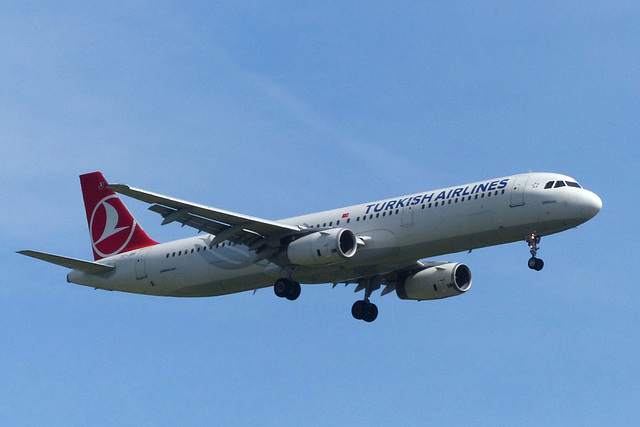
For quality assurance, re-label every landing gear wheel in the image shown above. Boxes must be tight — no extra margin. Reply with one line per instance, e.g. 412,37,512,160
274,278,301,300
528,257,544,271
351,300,378,322
351,300,367,320
363,303,378,323
274,278,289,298
285,281,301,301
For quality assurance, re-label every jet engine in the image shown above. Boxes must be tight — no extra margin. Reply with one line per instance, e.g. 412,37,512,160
284,228,357,266
396,263,472,301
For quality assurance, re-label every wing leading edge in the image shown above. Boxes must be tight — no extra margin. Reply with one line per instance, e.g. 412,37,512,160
108,184,301,250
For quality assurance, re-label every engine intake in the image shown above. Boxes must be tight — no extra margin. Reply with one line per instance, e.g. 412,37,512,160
284,228,357,266
396,263,472,301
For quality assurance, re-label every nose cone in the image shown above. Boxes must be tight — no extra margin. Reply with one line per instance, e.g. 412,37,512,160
579,190,602,220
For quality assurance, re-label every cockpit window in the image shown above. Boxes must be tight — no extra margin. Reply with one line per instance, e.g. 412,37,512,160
545,180,582,189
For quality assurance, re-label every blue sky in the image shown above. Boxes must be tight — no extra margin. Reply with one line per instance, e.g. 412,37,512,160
2,1,639,425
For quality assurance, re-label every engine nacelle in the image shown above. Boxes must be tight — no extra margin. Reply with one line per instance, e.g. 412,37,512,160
396,263,472,301
284,228,357,266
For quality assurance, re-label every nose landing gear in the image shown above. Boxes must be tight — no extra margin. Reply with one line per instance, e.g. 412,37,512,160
526,234,544,271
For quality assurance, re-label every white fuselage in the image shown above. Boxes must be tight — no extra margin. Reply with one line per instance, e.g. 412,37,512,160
67,173,602,297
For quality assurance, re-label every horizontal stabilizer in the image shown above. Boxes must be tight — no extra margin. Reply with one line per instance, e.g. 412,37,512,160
17,250,115,274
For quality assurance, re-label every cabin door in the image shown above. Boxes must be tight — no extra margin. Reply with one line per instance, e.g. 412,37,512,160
509,175,530,207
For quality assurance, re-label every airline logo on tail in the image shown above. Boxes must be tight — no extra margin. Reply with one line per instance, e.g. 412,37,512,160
80,172,158,260
90,194,138,258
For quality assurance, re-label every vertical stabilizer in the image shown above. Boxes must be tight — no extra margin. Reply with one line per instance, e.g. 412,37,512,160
80,172,158,260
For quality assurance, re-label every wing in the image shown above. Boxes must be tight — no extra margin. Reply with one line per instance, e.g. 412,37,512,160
108,184,301,251
17,250,115,274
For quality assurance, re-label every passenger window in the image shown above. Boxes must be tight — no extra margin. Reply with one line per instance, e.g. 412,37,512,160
347,218,351,223
555,181,566,188
545,181,554,189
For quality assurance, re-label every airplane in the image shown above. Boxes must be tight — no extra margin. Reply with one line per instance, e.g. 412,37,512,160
18,171,602,322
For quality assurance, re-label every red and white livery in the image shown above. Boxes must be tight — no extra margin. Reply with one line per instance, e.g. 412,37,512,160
19,171,602,322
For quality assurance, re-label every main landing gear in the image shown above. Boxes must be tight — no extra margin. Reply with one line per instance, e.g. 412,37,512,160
351,300,378,323
273,278,301,301
526,234,544,271
273,276,379,322
351,277,379,322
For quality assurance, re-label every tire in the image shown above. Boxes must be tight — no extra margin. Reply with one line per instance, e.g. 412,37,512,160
285,281,301,301
363,303,378,323
351,300,367,320
274,278,289,298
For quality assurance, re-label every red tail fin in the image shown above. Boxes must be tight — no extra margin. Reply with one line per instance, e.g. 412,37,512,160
80,172,158,260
